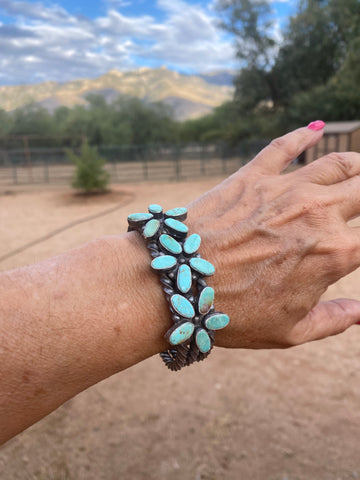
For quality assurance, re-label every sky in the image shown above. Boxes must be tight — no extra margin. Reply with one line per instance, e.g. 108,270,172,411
0,0,296,86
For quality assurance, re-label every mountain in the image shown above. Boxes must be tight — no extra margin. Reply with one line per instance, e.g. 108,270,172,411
198,70,236,87
0,67,234,121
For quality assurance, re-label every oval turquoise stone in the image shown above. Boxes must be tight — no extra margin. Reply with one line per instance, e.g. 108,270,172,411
143,219,160,238
190,257,215,276
177,264,192,294
165,207,187,218
198,286,214,314
204,313,230,330
183,234,201,255
159,234,182,255
170,294,195,319
165,218,189,234
169,322,195,345
148,204,163,214
128,212,153,223
151,255,177,271
195,329,211,353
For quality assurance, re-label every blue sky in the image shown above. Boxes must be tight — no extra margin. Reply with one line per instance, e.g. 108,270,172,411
0,0,296,86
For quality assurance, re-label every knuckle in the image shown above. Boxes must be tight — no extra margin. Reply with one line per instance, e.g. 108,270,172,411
337,235,359,264
326,152,355,178
293,186,335,216
326,301,350,336
253,174,272,193
299,196,327,217
269,136,294,157
328,234,358,277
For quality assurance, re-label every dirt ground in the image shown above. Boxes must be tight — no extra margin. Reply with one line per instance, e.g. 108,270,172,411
0,179,360,480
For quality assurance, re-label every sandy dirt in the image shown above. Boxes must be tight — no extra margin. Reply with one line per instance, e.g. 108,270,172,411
0,179,360,480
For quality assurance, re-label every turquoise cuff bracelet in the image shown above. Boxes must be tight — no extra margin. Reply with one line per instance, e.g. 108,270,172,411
127,205,229,371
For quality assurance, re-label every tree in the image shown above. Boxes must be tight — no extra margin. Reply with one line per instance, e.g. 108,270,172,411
0,109,12,137
271,0,343,106
285,36,360,125
216,0,276,70
10,104,55,137
68,142,109,193
216,0,360,137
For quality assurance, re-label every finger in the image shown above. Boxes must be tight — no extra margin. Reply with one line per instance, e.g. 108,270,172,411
250,122,325,175
292,299,360,345
294,152,360,185
331,174,360,220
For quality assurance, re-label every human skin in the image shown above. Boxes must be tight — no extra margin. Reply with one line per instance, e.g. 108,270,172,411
1,124,360,444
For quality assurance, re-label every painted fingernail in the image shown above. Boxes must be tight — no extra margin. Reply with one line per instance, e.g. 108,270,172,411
356,320,360,325
307,120,325,131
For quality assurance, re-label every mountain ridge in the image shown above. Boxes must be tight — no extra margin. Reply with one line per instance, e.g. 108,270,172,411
0,67,235,121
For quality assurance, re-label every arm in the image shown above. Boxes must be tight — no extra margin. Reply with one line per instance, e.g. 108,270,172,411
0,232,171,444
1,124,360,444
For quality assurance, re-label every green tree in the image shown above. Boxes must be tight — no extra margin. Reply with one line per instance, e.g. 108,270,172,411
285,36,360,125
10,104,55,137
217,0,275,69
216,0,360,138
68,142,109,193
0,109,12,137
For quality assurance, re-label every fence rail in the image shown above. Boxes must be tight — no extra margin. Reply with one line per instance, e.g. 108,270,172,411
0,141,269,186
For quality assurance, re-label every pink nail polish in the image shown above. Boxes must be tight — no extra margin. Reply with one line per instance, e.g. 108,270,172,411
307,120,325,131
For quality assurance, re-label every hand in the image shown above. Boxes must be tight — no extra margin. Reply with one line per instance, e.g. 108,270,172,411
186,125,360,349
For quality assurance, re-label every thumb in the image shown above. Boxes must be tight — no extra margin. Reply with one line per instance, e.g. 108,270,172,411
294,299,360,344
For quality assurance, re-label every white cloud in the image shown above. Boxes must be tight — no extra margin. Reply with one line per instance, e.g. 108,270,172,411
0,0,72,22
0,0,237,85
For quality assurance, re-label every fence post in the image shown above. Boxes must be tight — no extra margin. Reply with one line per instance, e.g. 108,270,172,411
201,144,206,176
221,146,227,174
174,145,181,181
23,136,33,183
44,158,49,183
142,148,149,181
112,152,118,181
12,163,18,185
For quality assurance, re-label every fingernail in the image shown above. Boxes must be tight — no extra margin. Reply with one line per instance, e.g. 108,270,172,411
307,120,325,131
356,320,360,325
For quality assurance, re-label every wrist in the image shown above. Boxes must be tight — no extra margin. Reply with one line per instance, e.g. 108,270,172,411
109,232,172,364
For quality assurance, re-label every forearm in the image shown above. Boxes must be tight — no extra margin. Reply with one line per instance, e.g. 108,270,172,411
0,233,170,444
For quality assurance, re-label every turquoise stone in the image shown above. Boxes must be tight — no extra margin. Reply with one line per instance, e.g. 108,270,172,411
148,204,162,214
204,313,230,330
165,218,189,234
170,294,195,319
190,257,215,276
159,234,182,255
151,255,177,271
128,212,153,223
169,322,195,345
177,264,192,294
195,329,211,353
198,287,214,314
183,234,201,255
165,207,187,218
143,219,160,238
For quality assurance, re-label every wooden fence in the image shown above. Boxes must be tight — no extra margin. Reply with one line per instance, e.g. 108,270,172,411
0,142,269,186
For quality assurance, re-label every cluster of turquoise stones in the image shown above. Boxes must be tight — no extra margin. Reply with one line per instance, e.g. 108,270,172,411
127,204,229,369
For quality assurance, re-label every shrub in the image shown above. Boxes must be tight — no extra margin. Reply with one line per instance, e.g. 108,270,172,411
68,142,109,193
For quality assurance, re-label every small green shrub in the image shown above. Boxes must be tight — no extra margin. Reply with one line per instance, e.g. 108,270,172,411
68,142,109,193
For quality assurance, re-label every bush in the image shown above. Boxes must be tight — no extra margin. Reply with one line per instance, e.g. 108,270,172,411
68,142,109,193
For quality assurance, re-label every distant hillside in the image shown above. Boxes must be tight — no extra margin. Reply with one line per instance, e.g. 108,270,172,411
0,67,234,121
198,70,236,86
